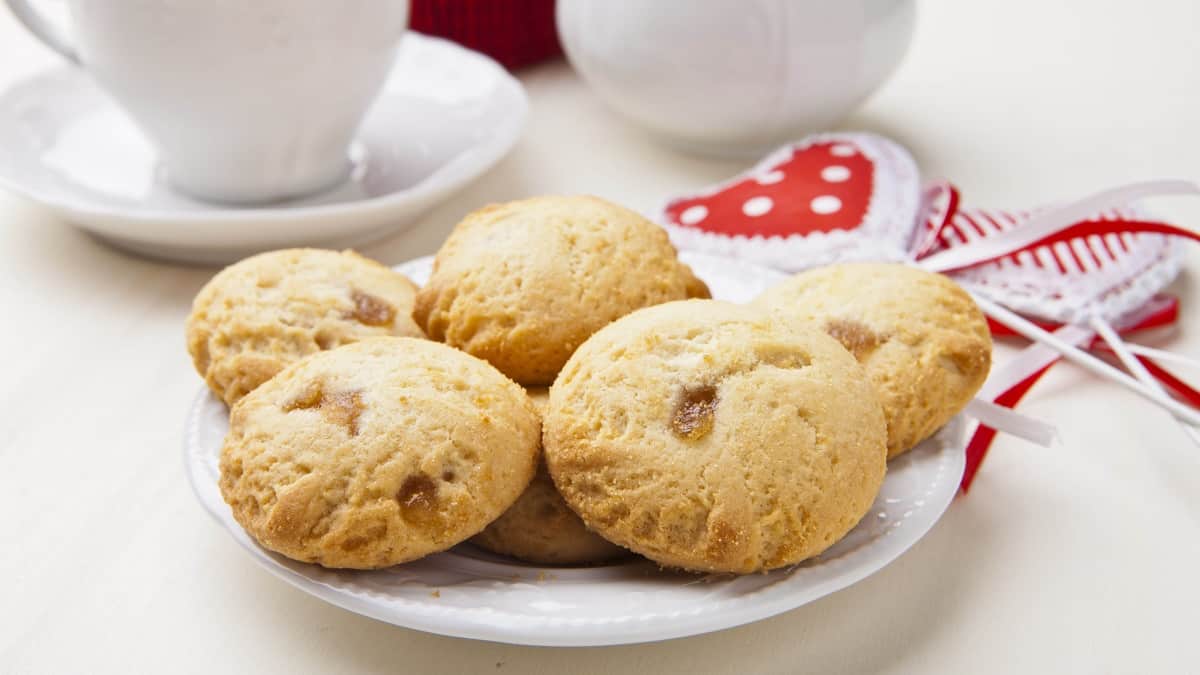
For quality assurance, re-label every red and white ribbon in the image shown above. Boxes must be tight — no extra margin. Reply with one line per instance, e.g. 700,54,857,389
911,181,1200,489
918,180,1200,273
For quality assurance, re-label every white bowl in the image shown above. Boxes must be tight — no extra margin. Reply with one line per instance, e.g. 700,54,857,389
557,0,916,157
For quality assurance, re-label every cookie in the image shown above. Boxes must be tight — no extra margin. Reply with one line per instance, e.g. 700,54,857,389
413,195,710,385
543,300,887,574
755,262,991,457
187,248,424,406
471,389,628,565
219,337,540,569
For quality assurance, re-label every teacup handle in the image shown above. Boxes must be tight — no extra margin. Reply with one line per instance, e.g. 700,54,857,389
6,0,80,64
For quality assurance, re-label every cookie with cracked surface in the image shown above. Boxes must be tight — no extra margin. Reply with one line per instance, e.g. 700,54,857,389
755,262,991,458
219,337,540,569
471,389,628,565
186,248,424,407
543,300,887,574
413,195,710,385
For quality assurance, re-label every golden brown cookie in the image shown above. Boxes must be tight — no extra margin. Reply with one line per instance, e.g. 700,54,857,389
413,195,710,385
755,262,992,458
543,300,887,574
471,389,628,565
187,248,424,406
219,337,540,569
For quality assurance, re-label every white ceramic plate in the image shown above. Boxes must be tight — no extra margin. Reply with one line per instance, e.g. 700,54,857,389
0,33,527,264
184,252,965,646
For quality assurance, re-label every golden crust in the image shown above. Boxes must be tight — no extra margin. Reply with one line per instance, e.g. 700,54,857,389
219,337,540,569
471,389,628,565
413,196,708,385
186,248,424,406
543,300,887,574
755,263,992,457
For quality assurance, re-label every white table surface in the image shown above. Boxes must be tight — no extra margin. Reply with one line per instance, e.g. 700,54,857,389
2,2,1198,673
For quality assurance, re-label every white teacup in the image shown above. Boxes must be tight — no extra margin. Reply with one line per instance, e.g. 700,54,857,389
8,0,409,204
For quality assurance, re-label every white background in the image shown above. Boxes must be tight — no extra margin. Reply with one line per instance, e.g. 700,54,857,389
1,2,1198,673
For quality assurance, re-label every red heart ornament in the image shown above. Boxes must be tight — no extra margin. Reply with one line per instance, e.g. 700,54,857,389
659,133,922,272
664,141,876,237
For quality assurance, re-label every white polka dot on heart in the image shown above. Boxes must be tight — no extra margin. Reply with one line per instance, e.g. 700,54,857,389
742,196,773,217
811,196,842,215
679,205,708,225
830,144,856,157
821,165,851,182
756,170,784,185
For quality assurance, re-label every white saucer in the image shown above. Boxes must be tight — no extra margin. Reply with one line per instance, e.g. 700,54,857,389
0,33,528,265
184,252,966,646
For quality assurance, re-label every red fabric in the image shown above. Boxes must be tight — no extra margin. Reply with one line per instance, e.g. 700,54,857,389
410,0,562,70
663,142,877,237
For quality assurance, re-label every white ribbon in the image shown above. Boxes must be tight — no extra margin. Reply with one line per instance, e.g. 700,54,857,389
965,398,1058,448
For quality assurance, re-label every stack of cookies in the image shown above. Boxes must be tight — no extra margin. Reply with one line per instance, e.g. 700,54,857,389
187,195,991,574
